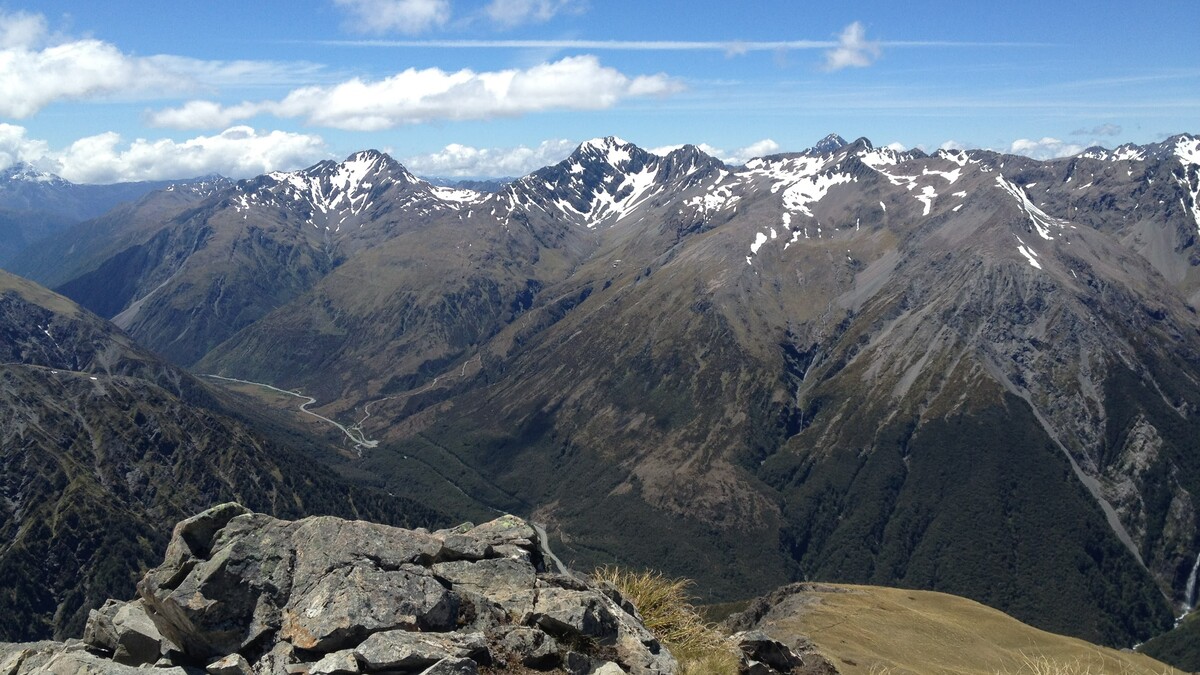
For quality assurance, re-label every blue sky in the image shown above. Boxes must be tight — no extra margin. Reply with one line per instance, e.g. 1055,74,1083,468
0,0,1197,182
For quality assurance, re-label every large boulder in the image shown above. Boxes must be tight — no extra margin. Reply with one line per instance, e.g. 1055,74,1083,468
3,504,678,675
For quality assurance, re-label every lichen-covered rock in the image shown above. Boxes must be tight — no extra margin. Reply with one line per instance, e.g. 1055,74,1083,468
280,564,457,650
307,650,358,675
352,630,487,671
418,657,478,675
9,504,678,675
205,653,252,675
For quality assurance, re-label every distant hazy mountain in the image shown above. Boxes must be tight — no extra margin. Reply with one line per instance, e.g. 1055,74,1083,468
423,176,514,192
26,133,1200,647
0,163,229,267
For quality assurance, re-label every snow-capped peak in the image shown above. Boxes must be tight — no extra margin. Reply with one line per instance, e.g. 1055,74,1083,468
810,133,848,155
1108,143,1146,162
575,136,637,169
2,162,66,185
1174,135,1200,166
233,150,457,229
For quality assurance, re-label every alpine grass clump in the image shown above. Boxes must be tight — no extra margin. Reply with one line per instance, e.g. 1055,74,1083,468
593,567,740,675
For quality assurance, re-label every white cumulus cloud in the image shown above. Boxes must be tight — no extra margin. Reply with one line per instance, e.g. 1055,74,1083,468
146,101,266,130
0,10,48,49
150,56,683,131
403,139,577,177
333,0,451,34
0,124,328,184
0,122,51,167
823,21,880,71
0,11,329,118
651,139,779,166
1008,137,1085,160
484,0,585,28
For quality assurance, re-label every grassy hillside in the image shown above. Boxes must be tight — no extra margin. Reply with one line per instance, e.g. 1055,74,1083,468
738,583,1182,675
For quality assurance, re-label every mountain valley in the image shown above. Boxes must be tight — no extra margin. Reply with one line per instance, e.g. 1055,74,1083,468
6,132,1200,654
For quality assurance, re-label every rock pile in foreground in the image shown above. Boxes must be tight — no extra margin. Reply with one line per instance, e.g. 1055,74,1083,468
0,504,677,674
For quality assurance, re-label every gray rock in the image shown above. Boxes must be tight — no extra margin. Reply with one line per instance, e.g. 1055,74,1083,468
352,631,487,671
490,545,532,565
206,653,252,675
140,507,452,658
531,588,619,640
450,590,505,633
15,507,680,675
745,661,774,675
251,641,298,675
563,652,594,675
10,648,185,675
0,647,32,675
112,601,169,666
139,511,293,658
592,663,626,675
431,558,536,618
417,657,478,675
731,631,804,673
280,564,456,651
494,626,558,668
81,602,120,654
307,651,358,675
82,599,168,666
435,534,490,562
464,516,536,549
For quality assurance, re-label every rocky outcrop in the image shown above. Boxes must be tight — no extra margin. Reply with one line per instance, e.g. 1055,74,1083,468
722,584,843,675
0,505,677,675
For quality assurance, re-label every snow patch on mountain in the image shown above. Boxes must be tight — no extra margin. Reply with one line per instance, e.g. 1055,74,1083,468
936,149,972,167
430,185,483,203
859,147,904,168
996,176,1066,240
1014,234,1043,270
1176,136,1200,166
685,181,739,216
782,172,855,217
1110,145,1147,162
923,167,962,184
916,186,937,216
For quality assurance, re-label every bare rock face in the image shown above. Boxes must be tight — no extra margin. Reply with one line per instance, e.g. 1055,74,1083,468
2,504,678,675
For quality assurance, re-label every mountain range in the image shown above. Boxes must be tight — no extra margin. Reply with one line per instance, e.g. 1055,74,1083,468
0,163,228,268
6,132,1200,650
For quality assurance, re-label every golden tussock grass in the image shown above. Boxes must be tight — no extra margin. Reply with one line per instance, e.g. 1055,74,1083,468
592,567,741,675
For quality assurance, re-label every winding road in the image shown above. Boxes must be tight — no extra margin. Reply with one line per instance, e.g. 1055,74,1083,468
532,522,570,575
202,374,378,449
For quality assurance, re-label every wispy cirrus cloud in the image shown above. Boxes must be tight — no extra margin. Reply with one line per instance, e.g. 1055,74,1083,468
149,56,682,131
314,23,1045,56
1071,123,1122,137
484,0,585,28
332,0,451,34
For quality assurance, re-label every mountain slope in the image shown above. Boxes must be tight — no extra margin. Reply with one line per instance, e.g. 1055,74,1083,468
28,134,1200,647
0,164,226,269
0,269,447,642
725,583,1184,675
